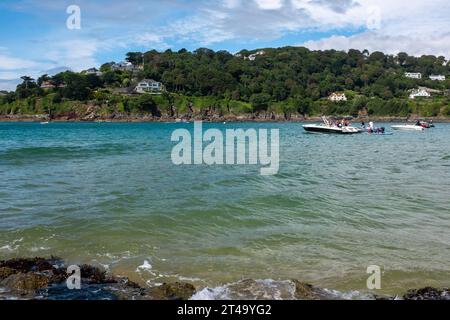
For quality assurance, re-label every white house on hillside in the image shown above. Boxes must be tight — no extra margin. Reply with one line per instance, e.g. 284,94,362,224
328,92,347,102
405,72,422,79
111,62,138,72
429,74,446,81
135,79,164,94
40,81,55,89
246,51,266,61
409,88,431,99
83,68,102,76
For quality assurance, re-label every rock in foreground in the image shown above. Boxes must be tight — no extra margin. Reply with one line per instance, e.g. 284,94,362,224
0,257,196,300
0,257,448,300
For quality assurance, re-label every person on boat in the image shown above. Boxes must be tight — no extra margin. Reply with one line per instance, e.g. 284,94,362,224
361,121,366,128
416,120,422,126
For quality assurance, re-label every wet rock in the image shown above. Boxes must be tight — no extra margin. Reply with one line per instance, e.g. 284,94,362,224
1,272,49,292
292,280,320,300
80,264,114,284
403,287,450,300
291,280,350,300
148,282,197,300
0,267,17,280
0,257,60,273
373,294,396,300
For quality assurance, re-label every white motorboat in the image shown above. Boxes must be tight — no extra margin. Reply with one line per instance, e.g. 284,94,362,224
303,117,362,134
391,125,424,131
303,124,361,134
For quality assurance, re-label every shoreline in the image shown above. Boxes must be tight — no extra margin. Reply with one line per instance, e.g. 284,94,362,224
1,114,450,123
0,257,448,300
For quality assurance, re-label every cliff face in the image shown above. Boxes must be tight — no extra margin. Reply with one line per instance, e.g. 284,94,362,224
2,101,450,122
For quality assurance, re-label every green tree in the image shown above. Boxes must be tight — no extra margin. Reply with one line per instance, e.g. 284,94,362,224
250,93,271,113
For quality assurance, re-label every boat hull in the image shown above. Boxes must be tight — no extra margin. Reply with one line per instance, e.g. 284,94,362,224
303,125,361,134
391,125,424,131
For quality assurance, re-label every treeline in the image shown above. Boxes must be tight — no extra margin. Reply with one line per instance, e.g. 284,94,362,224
1,47,450,117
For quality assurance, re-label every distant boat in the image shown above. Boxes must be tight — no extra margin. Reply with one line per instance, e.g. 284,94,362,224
391,125,424,131
418,121,434,128
40,121,50,125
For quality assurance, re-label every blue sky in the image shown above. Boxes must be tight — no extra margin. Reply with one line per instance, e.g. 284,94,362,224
1,0,450,90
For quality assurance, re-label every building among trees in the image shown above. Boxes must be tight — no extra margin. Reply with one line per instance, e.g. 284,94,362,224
328,92,347,102
405,72,422,79
135,79,164,94
429,74,446,81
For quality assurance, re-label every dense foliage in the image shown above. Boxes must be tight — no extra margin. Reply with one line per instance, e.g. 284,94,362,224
1,47,449,118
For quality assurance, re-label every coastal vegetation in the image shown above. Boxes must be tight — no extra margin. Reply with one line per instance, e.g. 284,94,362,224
1,47,450,120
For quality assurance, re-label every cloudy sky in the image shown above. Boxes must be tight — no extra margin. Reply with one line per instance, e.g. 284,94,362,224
1,0,450,90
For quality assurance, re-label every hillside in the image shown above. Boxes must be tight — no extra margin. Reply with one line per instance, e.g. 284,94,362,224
1,47,450,120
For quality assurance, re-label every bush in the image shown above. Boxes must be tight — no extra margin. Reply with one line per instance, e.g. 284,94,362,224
443,106,450,116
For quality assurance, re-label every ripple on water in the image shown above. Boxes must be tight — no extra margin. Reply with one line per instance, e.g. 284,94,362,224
1,122,450,295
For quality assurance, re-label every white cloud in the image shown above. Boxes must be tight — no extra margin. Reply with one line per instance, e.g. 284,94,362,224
2,0,450,91
301,0,450,58
303,32,450,58
45,39,99,72
0,55,40,70
223,0,241,9
0,79,20,92
254,0,284,10
0,38,99,90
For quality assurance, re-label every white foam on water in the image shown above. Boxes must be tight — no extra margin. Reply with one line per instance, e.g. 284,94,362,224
191,279,296,300
136,260,154,274
96,252,118,259
0,245,15,252
322,288,373,300
99,263,110,271
0,238,23,252
39,234,56,242
146,280,164,287
190,279,377,300
191,286,232,300
178,276,203,282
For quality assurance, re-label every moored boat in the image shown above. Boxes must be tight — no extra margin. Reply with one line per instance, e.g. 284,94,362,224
391,125,424,131
303,117,362,134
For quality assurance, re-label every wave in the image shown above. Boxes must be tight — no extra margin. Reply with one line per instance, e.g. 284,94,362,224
190,279,373,300
0,238,23,252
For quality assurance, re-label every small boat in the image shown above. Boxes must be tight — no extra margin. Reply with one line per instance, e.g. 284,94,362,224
364,122,391,135
303,117,362,134
303,124,361,134
40,121,50,125
418,121,434,128
391,125,424,131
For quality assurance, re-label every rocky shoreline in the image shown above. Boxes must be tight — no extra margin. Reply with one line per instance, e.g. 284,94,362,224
0,257,448,300
1,113,450,123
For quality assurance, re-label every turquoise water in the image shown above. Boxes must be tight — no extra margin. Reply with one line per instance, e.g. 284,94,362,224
0,122,449,296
